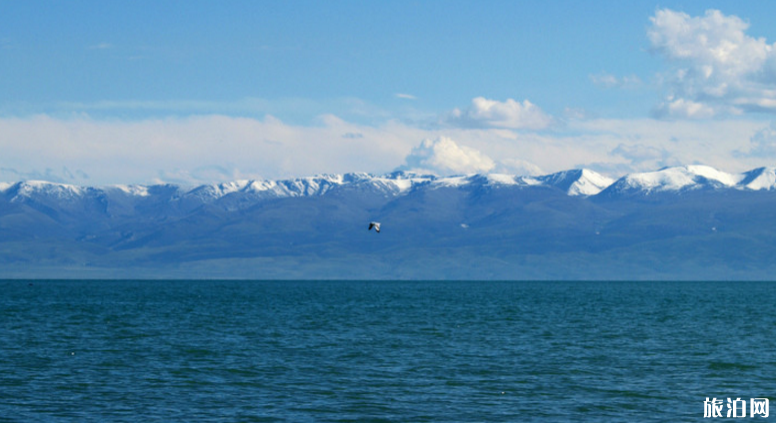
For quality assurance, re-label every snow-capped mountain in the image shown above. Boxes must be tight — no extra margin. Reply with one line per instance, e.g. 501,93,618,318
738,167,776,191
601,165,738,195
597,165,776,196
0,169,580,204
4,165,776,206
3,180,91,201
538,169,614,196
3,164,776,280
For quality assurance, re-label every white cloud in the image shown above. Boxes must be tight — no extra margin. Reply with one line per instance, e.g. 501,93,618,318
53,96,402,127
446,97,553,130
397,137,496,175
609,143,681,170
0,166,88,184
649,8,776,118
734,122,776,158
0,113,772,186
653,97,718,119
395,93,417,100
572,118,766,173
611,143,667,163
0,114,421,185
590,73,642,89
495,158,543,177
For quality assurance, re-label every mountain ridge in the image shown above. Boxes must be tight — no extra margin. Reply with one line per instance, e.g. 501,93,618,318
4,165,776,203
3,165,776,280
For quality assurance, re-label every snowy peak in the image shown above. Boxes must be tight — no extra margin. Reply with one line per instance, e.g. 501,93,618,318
6,165,776,206
185,174,347,202
424,169,612,196
430,173,543,190
602,165,742,195
350,172,435,193
271,174,344,196
683,165,741,187
424,170,614,195
182,172,438,205
539,169,614,196
739,167,776,191
5,180,89,202
241,173,435,197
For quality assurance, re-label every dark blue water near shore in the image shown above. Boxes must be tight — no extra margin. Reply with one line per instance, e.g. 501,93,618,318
2,280,776,422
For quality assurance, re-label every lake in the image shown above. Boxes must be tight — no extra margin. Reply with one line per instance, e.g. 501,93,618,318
2,280,774,422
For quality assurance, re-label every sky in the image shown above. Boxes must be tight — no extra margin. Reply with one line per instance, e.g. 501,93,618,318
3,1,776,185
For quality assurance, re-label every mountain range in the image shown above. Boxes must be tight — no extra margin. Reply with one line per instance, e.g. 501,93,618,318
3,165,776,280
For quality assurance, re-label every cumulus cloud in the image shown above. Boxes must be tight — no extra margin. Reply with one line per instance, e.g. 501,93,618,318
446,97,553,130
397,137,496,175
649,8,776,118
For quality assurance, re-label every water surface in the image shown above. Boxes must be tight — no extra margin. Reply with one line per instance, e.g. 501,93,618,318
2,280,775,422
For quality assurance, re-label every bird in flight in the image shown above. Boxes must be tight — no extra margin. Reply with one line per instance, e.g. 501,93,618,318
368,222,381,233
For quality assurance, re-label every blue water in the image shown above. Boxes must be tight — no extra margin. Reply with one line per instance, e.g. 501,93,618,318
2,280,776,422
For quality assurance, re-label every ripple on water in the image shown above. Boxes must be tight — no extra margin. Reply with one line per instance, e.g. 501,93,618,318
2,280,776,422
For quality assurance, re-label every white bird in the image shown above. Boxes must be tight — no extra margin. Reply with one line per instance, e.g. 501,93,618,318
368,222,381,233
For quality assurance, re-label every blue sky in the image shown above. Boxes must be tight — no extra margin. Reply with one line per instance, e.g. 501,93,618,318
3,1,776,185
